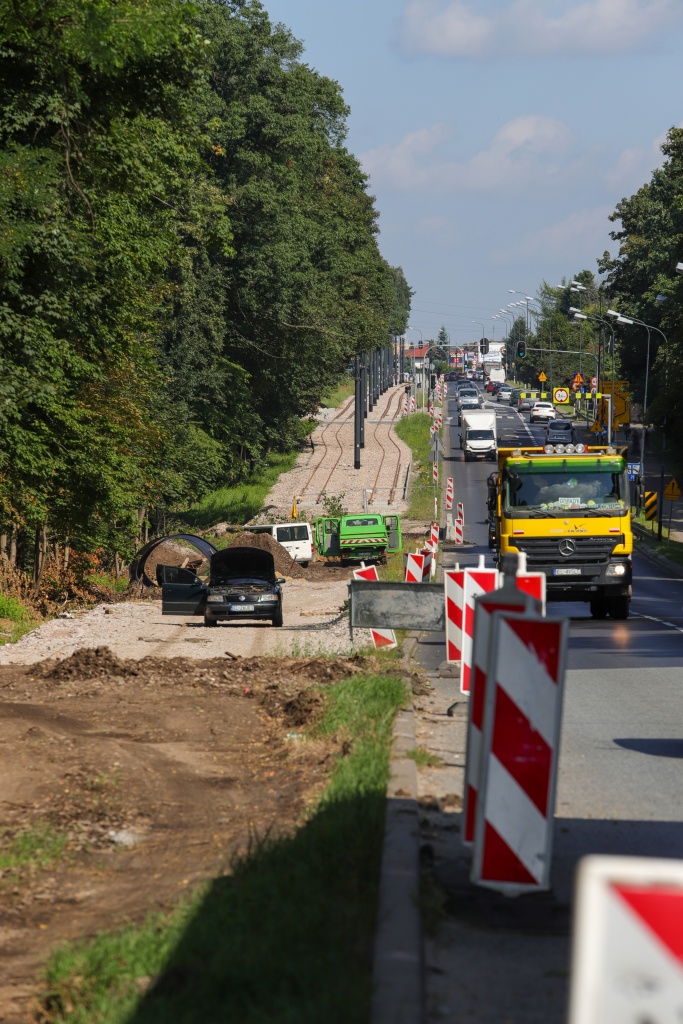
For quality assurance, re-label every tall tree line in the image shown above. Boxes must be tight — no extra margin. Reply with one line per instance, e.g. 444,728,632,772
0,0,412,575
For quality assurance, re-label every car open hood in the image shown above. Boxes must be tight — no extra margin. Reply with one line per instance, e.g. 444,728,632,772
210,547,276,582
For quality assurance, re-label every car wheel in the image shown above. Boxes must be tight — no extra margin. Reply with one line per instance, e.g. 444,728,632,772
204,614,218,627
301,561,309,568
589,598,608,620
608,596,629,620
272,603,283,627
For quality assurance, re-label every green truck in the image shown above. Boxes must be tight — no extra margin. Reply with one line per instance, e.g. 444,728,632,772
314,514,402,563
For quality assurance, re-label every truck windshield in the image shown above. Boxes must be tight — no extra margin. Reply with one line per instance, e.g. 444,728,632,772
504,459,629,515
344,517,380,527
467,430,494,440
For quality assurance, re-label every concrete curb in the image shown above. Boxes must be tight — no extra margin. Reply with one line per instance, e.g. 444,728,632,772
371,637,424,1024
633,528,683,578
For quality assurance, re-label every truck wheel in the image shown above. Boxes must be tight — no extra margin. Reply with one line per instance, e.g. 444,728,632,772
204,614,218,627
608,596,629,620
589,598,608,620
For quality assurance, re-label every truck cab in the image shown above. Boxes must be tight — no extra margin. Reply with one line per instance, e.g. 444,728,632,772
314,514,402,563
492,445,632,619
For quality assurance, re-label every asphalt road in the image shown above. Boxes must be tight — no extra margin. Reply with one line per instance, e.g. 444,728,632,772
417,381,683,1023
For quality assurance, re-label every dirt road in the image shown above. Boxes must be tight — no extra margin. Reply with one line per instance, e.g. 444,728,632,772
0,579,369,666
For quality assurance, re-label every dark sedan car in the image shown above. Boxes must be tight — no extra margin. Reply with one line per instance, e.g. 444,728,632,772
157,547,285,627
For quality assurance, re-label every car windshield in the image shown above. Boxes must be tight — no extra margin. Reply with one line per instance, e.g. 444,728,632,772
468,430,495,440
504,458,629,515
548,421,572,431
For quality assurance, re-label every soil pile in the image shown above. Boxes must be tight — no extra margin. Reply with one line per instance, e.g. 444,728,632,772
227,530,353,582
40,645,140,681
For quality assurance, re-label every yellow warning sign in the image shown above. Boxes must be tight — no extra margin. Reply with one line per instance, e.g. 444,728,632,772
589,420,604,433
538,371,547,382
644,491,658,521
573,373,584,385
664,479,681,501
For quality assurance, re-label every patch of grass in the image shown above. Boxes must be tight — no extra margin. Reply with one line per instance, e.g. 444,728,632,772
633,513,683,568
0,823,70,880
394,413,439,520
85,572,129,594
39,672,408,1024
406,747,443,768
320,374,354,409
181,452,300,528
0,594,39,645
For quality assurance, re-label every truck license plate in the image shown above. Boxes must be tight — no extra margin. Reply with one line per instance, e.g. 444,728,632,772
554,568,581,576
230,604,255,611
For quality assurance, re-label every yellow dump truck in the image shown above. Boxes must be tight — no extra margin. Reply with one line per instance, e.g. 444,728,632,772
490,444,632,619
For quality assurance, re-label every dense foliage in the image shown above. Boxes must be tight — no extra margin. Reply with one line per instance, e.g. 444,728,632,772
0,0,411,575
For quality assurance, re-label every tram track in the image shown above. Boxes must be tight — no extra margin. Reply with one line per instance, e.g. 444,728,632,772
299,395,355,500
368,389,403,505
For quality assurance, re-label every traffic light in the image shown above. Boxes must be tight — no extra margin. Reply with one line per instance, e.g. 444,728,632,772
480,338,489,356
430,373,437,390
517,341,526,358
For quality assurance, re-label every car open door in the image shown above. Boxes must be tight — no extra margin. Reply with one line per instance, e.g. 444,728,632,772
321,518,340,557
157,565,207,615
385,515,401,552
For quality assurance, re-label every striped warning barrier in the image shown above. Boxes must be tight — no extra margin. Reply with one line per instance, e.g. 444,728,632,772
437,410,443,429
430,521,439,550
457,501,465,525
453,518,463,544
644,490,657,521
403,397,408,415
352,565,397,649
420,547,434,580
446,477,453,510
444,568,465,663
460,565,499,694
432,461,438,484
471,611,568,895
463,577,543,845
404,551,431,583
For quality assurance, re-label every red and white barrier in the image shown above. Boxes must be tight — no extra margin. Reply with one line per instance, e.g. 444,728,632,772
410,395,415,413
432,461,438,484
471,611,568,895
403,397,408,415
437,410,443,429
463,579,542,845
429,402,435,418
404,551,431,583
454,518,463,544
457,501,465,525
460,565,499,694
446,477,453,510
444,568,465,663
352,565,397,649
430,521,439,550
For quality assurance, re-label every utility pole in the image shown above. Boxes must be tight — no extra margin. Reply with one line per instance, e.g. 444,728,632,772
354,354,361,470
360,351,367,447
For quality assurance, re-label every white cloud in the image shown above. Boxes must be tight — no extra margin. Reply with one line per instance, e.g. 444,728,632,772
399,0,683,58
360,115,574,195
491,204,615,263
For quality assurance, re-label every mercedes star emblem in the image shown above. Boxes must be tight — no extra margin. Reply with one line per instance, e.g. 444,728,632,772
559,539,576,557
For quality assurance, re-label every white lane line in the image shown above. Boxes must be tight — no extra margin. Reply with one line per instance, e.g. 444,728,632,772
632,613,683,635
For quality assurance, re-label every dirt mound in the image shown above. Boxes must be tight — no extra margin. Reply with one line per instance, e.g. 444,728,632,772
41,645,140,681
227,530,354,582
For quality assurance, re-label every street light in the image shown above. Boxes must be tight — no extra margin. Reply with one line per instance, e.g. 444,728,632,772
606,309,669,518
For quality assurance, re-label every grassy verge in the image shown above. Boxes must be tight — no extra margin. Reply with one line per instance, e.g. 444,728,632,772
181,452,300,529
633,511,683,569
320,374,355,409
394,413,437,521
39,671,408,1024
0,593,39,646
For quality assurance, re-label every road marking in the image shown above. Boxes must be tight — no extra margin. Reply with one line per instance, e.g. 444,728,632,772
632,613,683,635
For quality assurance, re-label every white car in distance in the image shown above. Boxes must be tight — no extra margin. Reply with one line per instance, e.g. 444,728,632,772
529,401,556,423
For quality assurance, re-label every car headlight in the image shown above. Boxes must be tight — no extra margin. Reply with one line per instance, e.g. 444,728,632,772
207,595,224,603
258,594,277,603
606,563,627,576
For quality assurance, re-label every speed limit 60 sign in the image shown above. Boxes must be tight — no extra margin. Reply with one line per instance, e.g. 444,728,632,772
553,387,570,404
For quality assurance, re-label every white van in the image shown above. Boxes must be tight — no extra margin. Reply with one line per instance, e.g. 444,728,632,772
243,522,314,565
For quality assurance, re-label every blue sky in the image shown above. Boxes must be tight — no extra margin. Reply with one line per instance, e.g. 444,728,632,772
263,0,683,347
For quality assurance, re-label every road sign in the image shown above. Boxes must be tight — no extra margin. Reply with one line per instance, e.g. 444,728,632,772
644,491,658,521
553,387,570,404
590,376,597,388
664,478,681,501
568,855,683,1024
627,462,642,481
573,372,584,385
538,371,547,382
